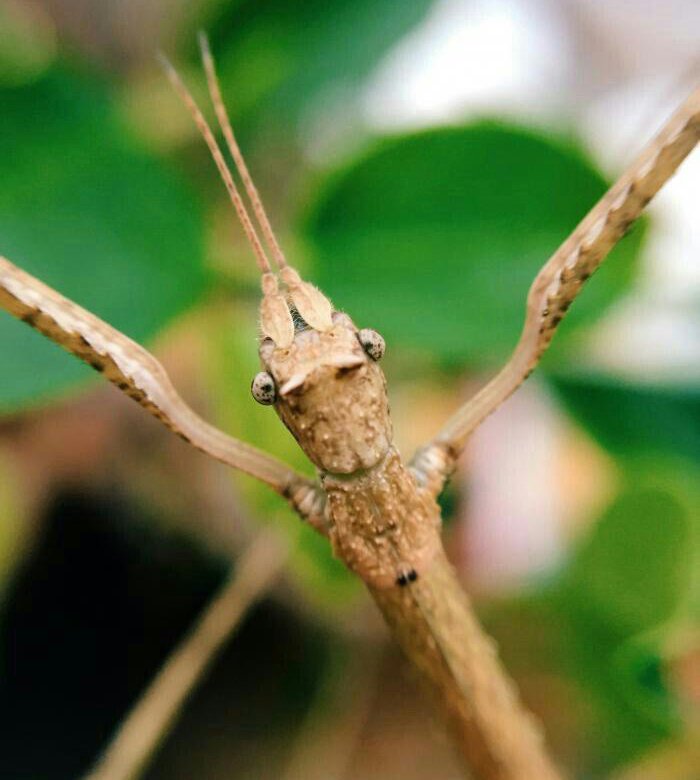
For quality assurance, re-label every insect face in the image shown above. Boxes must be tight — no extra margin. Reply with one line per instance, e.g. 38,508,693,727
259,311,392,474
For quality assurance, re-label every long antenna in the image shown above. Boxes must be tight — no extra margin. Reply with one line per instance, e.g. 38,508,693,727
198,31,288,270
157,53,272,274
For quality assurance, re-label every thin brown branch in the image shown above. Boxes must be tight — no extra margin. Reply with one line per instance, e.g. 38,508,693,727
84,531,288,780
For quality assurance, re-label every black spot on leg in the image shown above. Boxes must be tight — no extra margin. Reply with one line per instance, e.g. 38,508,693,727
408,569,418,582
396,573,409,587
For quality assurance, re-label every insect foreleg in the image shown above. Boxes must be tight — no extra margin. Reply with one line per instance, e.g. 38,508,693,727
415,86,700,493
0,255,325,525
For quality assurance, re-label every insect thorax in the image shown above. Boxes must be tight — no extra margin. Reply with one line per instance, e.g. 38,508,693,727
323,448,441,589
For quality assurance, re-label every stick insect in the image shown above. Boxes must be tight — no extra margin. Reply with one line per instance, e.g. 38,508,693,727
1,32,698,779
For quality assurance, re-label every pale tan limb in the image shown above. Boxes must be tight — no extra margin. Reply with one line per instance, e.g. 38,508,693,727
0,256,324,519
416,86,700,492
84,531,288,780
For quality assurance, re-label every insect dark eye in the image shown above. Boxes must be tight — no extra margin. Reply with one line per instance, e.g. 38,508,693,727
251,371,276,405
358,328,385,361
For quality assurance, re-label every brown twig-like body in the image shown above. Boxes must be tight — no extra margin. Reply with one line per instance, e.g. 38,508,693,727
260,315,564,778
373,546,560,779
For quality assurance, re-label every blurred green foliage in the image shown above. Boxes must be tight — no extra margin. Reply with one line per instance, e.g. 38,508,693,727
205,0,434,126
553,371,700,465
0,68,206,410
303,124,643,367
558,467,698,770
489,467,698,773
561,479,695,638
0,2,55,86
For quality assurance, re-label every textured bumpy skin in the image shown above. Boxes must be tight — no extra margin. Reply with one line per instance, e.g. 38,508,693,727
261,303,560,770
323,448,441,588
261,315,392,474
261,313,442,587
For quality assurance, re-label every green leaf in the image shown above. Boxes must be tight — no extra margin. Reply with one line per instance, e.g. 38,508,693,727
302,123,644,367
206,0,435,124
574,632,680,771
483,590,681,774
610,635,679,730
0,68,206,411
551,371,700,465
561,478,694,639
483,467,698,772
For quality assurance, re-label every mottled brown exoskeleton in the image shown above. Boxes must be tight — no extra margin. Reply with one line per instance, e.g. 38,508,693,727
1,34,698,780
259,309,441,589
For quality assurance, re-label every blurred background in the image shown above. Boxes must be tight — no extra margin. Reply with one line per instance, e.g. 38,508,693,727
0,0,699,778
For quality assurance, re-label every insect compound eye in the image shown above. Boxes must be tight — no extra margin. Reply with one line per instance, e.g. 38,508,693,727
358,328,385,361
251,371,277,405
